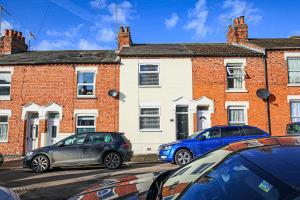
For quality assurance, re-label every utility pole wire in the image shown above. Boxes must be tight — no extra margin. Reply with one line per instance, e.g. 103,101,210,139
33,2,50,50
0,5,12,37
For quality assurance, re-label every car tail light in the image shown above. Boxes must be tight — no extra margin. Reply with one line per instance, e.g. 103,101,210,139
121,142,131,150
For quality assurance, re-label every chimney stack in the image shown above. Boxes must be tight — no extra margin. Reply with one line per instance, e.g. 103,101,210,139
0,29,28,54
227,16,248,44
118,26,132,50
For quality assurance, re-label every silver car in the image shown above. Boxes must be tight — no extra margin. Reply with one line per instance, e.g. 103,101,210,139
0,186,20,200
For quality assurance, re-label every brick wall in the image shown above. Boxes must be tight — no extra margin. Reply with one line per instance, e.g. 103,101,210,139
192,56,269,132
0,63,119,156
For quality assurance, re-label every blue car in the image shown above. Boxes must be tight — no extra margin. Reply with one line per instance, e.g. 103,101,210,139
158,125,269,165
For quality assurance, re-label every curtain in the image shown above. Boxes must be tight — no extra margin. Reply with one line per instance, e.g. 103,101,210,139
229,108,245,124
288,58,300,83
0,124,8,141
291,102,300,122
232,68,243,89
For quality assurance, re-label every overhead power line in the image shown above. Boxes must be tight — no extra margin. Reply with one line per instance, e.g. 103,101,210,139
0,4,12,37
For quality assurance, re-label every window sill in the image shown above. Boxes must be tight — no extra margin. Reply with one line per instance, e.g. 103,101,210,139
0,96,11,101
225,89,248,93
140,129,162,132
76,96,97,99
139,85,161,88
287,84,300,87
0,141,8,143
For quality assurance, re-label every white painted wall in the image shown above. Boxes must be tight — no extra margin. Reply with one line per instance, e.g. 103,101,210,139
120,58,193,154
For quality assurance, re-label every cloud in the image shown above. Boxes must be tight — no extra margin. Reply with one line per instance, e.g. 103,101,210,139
219,0,262,24
165,13,179,29
184,0,209,39
46,24,84,38
97,28,115,42
103,1,133,24
35,40,72,50
79,39,106,50
1,20,13,35
90,0,107,9
289,30,300,37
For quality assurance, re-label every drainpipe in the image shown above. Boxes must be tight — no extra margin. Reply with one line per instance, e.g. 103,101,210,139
263,51,272,135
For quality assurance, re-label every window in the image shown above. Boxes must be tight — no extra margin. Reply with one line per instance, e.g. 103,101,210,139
226,64,245,90
202,128,221,139
77,72,95,97
87,133,112,144
221,127,242,137
0,116,8,142
0,72,12,99
76,115,96,134
63,134,87,146
228,106,246,126
139,107,160,130
242,127,265,136
139,64,159,86
290,101,300,122
51,126,57,138
287,58,300,84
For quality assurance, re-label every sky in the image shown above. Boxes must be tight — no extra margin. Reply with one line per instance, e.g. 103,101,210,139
0,0,300,51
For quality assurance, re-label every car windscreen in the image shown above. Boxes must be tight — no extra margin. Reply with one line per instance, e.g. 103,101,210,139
287,123,300,135
179,155,296,200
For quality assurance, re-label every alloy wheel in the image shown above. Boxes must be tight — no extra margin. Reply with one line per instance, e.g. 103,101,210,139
177,151,191,165
104,152,121,169
32,155,49,173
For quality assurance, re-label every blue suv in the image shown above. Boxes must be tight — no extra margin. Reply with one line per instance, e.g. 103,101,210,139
158,125,269,165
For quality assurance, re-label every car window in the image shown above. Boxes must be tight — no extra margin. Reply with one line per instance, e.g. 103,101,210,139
181,155,283,200
63,134,86,146
243,127,266,136
87,133,112,144
202,128,221,139
221,127,241,137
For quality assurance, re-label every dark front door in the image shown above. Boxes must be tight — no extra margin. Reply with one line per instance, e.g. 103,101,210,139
82,133,113,164
176,106,189,140
52,134,87,166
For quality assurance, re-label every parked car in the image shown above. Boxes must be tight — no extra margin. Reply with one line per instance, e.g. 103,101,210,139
68,136,300,200
0,152,4,166
0,186,20,200
23,132,133,173
287,122,300,135
158,125,269,165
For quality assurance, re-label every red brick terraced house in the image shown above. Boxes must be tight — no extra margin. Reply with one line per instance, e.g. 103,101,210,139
0,29,120,157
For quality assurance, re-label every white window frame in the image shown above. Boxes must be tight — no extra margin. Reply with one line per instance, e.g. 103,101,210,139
226,63,246,91
139,107,161,131
0,115,9,143
138,64,160,87
76,114,96,134
227,106,247,126
290,100,300,122
286,57,300,85
76,71,96,98
0,68,13,101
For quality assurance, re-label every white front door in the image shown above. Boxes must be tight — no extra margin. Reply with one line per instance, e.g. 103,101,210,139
46,119,60,146
197,108,211,131
26,118,39,153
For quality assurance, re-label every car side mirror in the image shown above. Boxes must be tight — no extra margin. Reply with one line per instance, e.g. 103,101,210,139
198,135,206,140
57,141,64,147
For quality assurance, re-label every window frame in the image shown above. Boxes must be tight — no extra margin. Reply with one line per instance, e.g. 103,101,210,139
226,63,246,91
0,115,9,143
138,63,160,87
290,100,300,122
287,57,300,84
76,114,96,134
139,106,161,131
0,71,12,100
227,106,247,126
76,71,96,98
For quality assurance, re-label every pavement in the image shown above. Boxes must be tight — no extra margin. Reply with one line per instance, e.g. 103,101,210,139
0,158,177,200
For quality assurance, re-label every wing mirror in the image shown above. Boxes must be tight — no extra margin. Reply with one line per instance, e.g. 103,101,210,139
57,141,64,147
198,135,206,140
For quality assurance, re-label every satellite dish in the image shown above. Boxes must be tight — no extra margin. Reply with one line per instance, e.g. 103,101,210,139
108,89,119,98
256,88,270,99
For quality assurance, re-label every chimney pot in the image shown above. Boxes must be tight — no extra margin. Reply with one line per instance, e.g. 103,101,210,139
239,16,245,24
5,29,9,36
234,18,239,26
119,26,124,33
125,26,130,33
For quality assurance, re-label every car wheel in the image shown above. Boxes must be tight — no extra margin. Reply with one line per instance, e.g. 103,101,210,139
104,152,121,169
31,155,49,173
175,149,192,166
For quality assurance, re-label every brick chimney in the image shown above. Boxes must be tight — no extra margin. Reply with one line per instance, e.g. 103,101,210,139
227,16,248,44
118,26,132,50
0,29,28,54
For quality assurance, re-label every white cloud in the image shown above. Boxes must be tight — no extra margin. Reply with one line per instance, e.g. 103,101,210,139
103,1,133,24
219,0,262,24
1,20,13,35
90,0,107,9
46,24,84,38
79,39,105,50
184,0,209,39
165,13,179,29
97,28,115,42
35,40,72,50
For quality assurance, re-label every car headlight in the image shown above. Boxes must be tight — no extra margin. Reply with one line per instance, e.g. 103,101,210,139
26,152,33,157
162,145,172,150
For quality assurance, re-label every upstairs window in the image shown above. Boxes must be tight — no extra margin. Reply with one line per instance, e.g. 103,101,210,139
228,106,246,126
0,72,12,100
287,58,300,84
0,115,8,142
290,101,300,122
139,107,160,130
226,64,245,90
139,64,159,86
77,72,95,97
